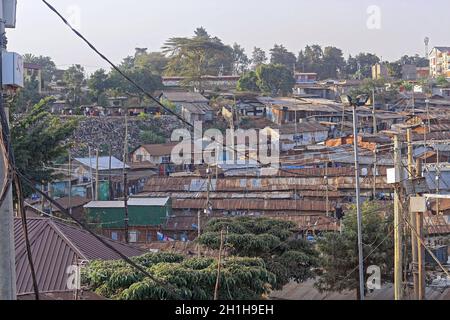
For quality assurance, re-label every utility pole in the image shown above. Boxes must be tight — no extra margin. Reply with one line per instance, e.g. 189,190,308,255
197,209,201,258
352,103,365,301
372,89,377,134
123,172,129,243
47,182,52,216
325,164,329,217
436,148,440,215
393,134,404,300
0,1,16,300
407,129,419,299
373,147,377,199
88,146,94,200
214,229,225,300
123,105,129,243
416,205,425,300
68,151,72,215
108,143,112,200
95,149,99,201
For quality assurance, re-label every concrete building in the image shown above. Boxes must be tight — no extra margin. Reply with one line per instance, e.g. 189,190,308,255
24,63,43,93
372,63,390,80
429,47,450,78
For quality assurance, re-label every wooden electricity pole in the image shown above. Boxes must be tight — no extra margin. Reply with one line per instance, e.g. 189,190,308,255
416,207,426,300
95,149,100,201
407,129,419,299
393,134,404,300
123,172,129,244
214,229,225,300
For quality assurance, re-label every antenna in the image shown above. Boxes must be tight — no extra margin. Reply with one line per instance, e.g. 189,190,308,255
424,37,430,58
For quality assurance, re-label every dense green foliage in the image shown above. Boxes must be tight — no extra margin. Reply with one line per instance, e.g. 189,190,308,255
82,252,276,300
315,201,394,298
64,64,87,107
256,64,295,96
10,97,78,186
251,47,267,69
163,28,234,89
237,64,295,95
270,44,296,70
197,217,318,290
236,71,260,92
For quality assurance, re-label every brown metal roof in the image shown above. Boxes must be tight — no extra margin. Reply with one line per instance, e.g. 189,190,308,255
144,176,390,193
14,218,143,295
52,196,90,211
134,142,178,157
172,198,333,213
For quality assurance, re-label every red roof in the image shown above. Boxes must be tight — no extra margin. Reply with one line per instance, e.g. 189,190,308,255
14,218,143,295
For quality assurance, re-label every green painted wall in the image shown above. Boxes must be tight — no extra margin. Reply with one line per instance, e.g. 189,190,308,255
87,201,171,228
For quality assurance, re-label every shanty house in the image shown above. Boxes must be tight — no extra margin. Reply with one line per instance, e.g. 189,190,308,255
84,197,171,243
160,91,213,124
14,218,143,299
268,121,329,149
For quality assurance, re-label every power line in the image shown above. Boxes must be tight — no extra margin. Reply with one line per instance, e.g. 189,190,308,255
14,167,183,299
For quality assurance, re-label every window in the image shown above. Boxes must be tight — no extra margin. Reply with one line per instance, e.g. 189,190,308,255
161,155,171,163
136,155,143,162
111,232,118,241
129,231,138,243
146,232,153,242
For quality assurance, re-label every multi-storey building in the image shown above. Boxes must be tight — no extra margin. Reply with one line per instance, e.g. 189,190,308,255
429,47,450,78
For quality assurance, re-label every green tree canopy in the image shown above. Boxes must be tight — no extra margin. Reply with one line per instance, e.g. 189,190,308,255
63,64,86,107
88,69,110,105
270,44,296,70
251,47,267,69
231,43,250,75
315,201,394,299
10,97,78,187
236,71,259,92
345,53,380,79
134,51,169,76
82,252,276,300
197,217,318,290
162,28,233,89
255,63,295,96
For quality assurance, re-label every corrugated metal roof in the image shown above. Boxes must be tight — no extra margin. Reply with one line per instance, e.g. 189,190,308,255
172,198,333,213
74,156,129,170
14,218,143,295
144,176,390,192
162,91,209,103
84,197,169,208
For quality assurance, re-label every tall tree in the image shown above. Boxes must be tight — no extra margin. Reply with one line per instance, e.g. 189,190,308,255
134,51,169,76
315,201,394,300
251,47,267,69
270,44,296,71
231,43,250,75
10,97,78,189
162,28,233,90
299,45,323,75
349,53,380,79
198,217,318,290
236,71,260,92
321,46,345,79
108,67,163,103
256,63,295,96
63,64,86,107
88,69,110,105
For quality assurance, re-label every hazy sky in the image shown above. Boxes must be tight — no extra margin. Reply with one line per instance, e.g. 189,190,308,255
7,0,450,74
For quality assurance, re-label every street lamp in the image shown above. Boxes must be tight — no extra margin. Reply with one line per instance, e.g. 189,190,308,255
340,94,369,300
